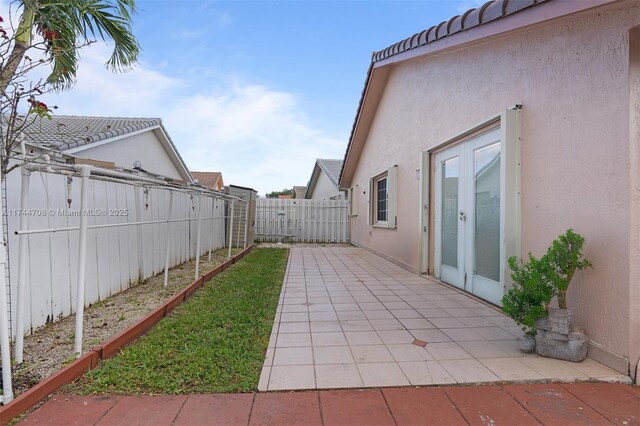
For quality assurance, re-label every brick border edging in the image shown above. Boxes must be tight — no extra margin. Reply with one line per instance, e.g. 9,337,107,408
0,246,254,424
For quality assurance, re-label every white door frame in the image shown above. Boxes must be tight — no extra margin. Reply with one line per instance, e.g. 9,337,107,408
419,108,522,305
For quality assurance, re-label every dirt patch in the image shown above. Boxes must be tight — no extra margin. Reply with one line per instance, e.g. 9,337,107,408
10,247,241,397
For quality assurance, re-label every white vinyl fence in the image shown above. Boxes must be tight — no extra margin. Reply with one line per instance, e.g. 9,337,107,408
255,198,349,243
3,166,235,339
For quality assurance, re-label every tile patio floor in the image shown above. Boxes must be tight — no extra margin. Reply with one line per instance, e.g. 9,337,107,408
259,247,629,391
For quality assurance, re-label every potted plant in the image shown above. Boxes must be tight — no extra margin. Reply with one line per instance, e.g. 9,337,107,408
502,229,592,361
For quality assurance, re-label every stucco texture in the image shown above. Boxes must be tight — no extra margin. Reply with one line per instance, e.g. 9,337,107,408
347,3,639,369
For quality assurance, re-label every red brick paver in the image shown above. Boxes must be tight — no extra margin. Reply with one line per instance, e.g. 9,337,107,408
250,392,322,426
444,385,539,425
382,387,466,426
18,383,640,426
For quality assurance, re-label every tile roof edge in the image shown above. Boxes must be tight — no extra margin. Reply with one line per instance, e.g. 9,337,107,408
371,0,546,64
57,118,162,151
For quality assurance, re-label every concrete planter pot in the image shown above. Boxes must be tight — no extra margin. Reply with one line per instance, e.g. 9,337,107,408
535,308,588,362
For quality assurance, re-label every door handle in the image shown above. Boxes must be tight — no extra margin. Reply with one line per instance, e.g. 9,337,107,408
459,210,466,221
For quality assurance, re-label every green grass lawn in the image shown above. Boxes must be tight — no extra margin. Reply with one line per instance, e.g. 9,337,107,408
71,248,288,395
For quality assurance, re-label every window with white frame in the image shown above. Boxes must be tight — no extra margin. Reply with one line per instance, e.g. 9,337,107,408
368,166,397,229
374,173,388,224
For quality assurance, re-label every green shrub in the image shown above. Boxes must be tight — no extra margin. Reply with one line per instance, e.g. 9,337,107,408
502,229,592,335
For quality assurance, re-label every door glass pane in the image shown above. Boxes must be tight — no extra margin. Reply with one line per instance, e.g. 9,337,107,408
441,157,459,268
474,142,501,282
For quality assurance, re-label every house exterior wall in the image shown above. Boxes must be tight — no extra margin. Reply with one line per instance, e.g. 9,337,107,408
347,2,639,373
309,171,343,200
70,131,184,181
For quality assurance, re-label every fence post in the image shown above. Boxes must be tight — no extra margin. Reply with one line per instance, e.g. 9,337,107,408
228,200,235,259
73,166,91,356
0,226,13,403
163,190,174,287
208,197,214,262
243,200,249,249
195,191,203,279
134,186,144,280
14,167,31,364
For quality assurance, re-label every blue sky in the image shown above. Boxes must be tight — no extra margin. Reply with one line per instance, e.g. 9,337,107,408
15,0,480,195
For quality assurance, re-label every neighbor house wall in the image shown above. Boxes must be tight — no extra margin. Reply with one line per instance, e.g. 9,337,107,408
70,130,184,181
348,2,639,372
309,171,342,200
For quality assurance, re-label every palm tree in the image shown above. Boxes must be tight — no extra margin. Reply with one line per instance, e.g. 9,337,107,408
0,0,140,93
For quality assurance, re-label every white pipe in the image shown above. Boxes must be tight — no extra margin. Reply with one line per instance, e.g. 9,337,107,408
243,201,249,250
14,215,229,236
194,191,203,279
0,240,13,403
134,187,144,281
228,200,235,259
73,167,91,356
14,167,31,364
163,191,174,288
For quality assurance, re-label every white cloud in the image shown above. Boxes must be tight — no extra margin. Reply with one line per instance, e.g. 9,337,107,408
46,44,346,195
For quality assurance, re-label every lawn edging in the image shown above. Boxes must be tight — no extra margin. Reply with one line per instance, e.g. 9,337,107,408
0,246,253,425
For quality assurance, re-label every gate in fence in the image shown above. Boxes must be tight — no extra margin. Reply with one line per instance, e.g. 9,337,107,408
255,198,349,243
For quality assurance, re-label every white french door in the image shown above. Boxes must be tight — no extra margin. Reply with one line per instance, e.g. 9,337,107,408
434,128,503,305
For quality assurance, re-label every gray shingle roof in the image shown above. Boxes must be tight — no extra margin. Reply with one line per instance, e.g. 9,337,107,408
316,159,343,187
372,0,548,63
22,115,161,151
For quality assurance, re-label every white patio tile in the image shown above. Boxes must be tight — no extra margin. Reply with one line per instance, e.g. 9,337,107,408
337,311,367,320
472,326,516,341
399,318,436,329
276,333,312,348
258,366,271,391
361,310,394,320
315,364,363,389
357,362,410,387
350,345,395,363
409,329,452,343
310,311,339,322
280,312,309,323
416,308,451,318
369,319,404,331
387,344,434,362
358,302,386,310
312,332,348,347
310,321,342,332
440,359,500,383
458,340,511,358
272,347,314,366
314,346,355,364
390,309,423,319
429,317,467,329
279,322,311,333
268,365,315,390
479,357,545,381
442,328,485,342
281,304,309,313
425,342,473,360
426,361,457,385
333,303,361,311
345,331,383,345
398,361,433,385
519,356,589,379
308,303,336,312
377,330,415,344
340,320,373,332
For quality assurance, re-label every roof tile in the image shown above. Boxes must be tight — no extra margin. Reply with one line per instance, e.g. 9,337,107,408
371,0,546,64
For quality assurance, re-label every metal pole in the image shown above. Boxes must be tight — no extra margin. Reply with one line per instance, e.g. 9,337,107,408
0,235,12,403
73,167,91,356
243,201,249,249
195,192,203,279
228,200,235,259
208,197,214,262
14,167,31,363
134,187,144,281
163,191,174,287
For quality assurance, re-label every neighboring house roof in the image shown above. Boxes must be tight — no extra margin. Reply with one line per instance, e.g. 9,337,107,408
339,0,616,187
22,115,193,183
305,158,343,198
193,171,223,190
293,186,307,199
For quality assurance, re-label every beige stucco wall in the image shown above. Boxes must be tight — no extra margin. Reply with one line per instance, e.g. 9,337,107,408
70,130,185,181
348,2,639,372
309,170,343,200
